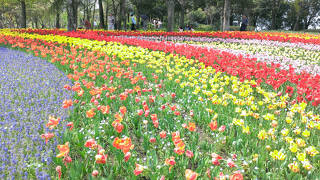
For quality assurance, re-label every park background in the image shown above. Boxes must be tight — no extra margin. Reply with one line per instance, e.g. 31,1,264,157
1,0,320,32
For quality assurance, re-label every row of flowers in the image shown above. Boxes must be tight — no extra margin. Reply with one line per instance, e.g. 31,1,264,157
11,29,320,107
175,41,320,75
15,28,320,45
68,34,320,75
117,35,320,51
1,30,320,179
121,35,320,66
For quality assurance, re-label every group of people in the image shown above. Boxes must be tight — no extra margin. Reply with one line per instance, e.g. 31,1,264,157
130,14,163,31
178,24,194,32
80,13,249,32
152,19,162,29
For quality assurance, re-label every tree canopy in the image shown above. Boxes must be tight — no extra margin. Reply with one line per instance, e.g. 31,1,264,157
0,0,319,31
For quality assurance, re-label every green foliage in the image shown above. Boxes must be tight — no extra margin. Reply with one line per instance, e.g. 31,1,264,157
0,0,319,31
186,8,206,25
196,24,215,31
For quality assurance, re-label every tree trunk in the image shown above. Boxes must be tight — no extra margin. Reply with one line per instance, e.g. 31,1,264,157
20,0,26,28
167,0,175,32
119,0,126,30
105,1,109,28
99,0,105,29
112,0,118,29
293,0,302,31
92,0,97,29
179,6,185,28
74,0,79,29
83,2,86,21
86,0,90,21
222,0,230,31
293,14,300,31
56,11,60,29
34,16,39,29
271,0,278,29
67,0,78,31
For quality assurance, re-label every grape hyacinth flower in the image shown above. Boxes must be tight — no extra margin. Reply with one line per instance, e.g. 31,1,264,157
0,47,73,179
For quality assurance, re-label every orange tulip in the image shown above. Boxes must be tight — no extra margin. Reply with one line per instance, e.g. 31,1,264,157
46,115,61,130
95,154,107,164
160,131,167,138
230,172,243,180
114,113,123,122
112,121,124,133
84,139,97,149
41,133,55,144
86,108,96,118
187,122,196,132
62,99,73,109
209,120,218,131
165,156,176,166
56,142,70,158
112,137,134,154
119,106,127,115
134,163,144,176
185,169,198,180
151,114,158,121
100,105,110,114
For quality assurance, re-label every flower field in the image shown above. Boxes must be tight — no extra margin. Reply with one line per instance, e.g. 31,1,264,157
0,29,320,179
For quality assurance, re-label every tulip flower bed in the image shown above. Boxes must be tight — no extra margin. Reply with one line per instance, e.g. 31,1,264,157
1,29,320,179
12,29,320,105
107,35,320,75
15,28,320,45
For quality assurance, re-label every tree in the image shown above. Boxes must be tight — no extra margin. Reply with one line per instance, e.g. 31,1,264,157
204,5,219,25
20,0,26,28
91,0,97,29
270,0,284,29
302,0,320,29
0,0,20,28
111,0,119,29
98,0,105,29
66,0,79,31
166,0,175,31
177,0,186,28
119,0,126,30
222,0,230,31
50,0,65,29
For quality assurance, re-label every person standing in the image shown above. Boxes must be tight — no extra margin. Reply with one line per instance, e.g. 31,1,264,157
158,20,162,29
240,15,248,31
93,21,97,29
130,13,137,31
108,14,115,30
84,19,91,30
